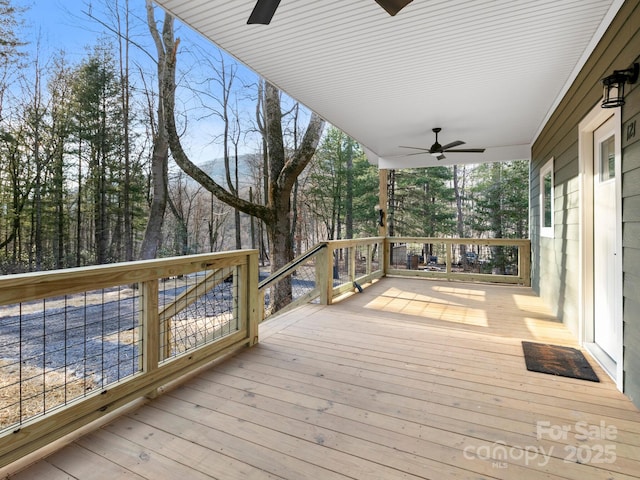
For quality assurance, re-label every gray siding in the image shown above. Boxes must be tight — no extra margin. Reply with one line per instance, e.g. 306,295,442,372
623,98,640,404
531,0,640,406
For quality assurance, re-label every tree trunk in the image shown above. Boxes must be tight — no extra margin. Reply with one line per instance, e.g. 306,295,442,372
139,1,172,260
118,0,134,261
489,162,505,273
53,145,65,268
453,164,467,264
139,137,168,259
76,142,82,266
161,51,324,312
345,138,353,240
267,200,294,308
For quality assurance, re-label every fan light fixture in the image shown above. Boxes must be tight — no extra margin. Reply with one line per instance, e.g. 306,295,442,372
601,63,638,108
399,127,485,161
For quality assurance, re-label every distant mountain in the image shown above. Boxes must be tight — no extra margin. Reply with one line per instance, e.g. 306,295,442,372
192,153,260,185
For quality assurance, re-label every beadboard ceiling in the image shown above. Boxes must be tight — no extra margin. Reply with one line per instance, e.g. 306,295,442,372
153,0,622,168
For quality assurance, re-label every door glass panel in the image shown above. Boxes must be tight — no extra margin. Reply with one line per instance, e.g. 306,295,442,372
600,135,615,182
543,171,552,228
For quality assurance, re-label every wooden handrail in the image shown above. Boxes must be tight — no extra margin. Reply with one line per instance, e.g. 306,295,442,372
322,238,386,304
0,236,531,467
0,250,259,467
385,237,531,286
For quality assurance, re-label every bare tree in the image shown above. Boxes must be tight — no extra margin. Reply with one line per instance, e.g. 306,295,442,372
191,49,244,249
139,0,171,259
113,0,134,261
453,164,468,263
162,49,324,309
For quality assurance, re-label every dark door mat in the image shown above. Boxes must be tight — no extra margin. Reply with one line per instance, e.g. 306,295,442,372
521,341,599,382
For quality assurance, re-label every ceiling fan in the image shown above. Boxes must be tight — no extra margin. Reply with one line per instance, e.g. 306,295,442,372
400,128,486,161
248,0,413,25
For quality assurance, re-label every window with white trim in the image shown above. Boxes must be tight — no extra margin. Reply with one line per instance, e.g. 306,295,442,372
540,157,554,238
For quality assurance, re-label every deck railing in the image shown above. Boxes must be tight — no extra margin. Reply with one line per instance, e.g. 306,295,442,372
0,235,529,467
386,237,531,286
0,250,259,467
258,243,327,321
258,237,385,321
323,237,386,304
257,237,529,319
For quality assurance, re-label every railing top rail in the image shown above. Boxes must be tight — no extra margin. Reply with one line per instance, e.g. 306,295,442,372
389,236,530,246
0,249,258,306
0,248,259,467
258,243,327,291
325,237,385,249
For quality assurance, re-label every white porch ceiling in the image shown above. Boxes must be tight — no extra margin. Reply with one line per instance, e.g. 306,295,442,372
153,0,621,168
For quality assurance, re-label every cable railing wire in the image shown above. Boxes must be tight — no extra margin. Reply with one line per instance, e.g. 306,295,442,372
0,264,240,432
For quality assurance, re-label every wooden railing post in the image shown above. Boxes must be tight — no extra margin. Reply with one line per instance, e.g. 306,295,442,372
349,245,356,282
247,251,260,345
233,265,240,329
316,244,332,305
0,251,259,468
518,243,524,285
383,238,390,275
520,241,531,286
378,169,388,237
140,279,160,398
258,290,266,323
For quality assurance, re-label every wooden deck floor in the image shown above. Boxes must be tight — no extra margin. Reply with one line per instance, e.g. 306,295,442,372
7,278,640,479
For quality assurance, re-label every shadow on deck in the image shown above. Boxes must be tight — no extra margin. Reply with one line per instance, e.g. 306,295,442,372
7,278,640,479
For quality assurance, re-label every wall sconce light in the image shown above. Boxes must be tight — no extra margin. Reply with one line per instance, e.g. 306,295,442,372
374,204,385,227
601,63,638,108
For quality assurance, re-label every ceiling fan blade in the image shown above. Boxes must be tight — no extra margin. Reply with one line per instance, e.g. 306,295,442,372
440,140,465,150
247,0,281,24
375,0,413,16
399,145,431,151
435,153,446,161
444,148,486,153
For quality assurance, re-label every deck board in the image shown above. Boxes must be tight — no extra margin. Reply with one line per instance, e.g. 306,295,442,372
8,278,640,479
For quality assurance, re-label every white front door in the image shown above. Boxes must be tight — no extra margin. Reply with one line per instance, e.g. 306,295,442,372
592,116,619,363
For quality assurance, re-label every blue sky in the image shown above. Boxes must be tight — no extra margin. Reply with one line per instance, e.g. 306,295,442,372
12,1,317,171
17,0,259,86
19,0,108,59
14,0,265,165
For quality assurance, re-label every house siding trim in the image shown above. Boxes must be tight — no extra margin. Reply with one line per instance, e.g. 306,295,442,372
531,0,640,406
578,105,623,388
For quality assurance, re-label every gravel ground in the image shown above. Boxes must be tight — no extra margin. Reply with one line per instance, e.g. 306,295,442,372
2,291,148,386
0,274,317,388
